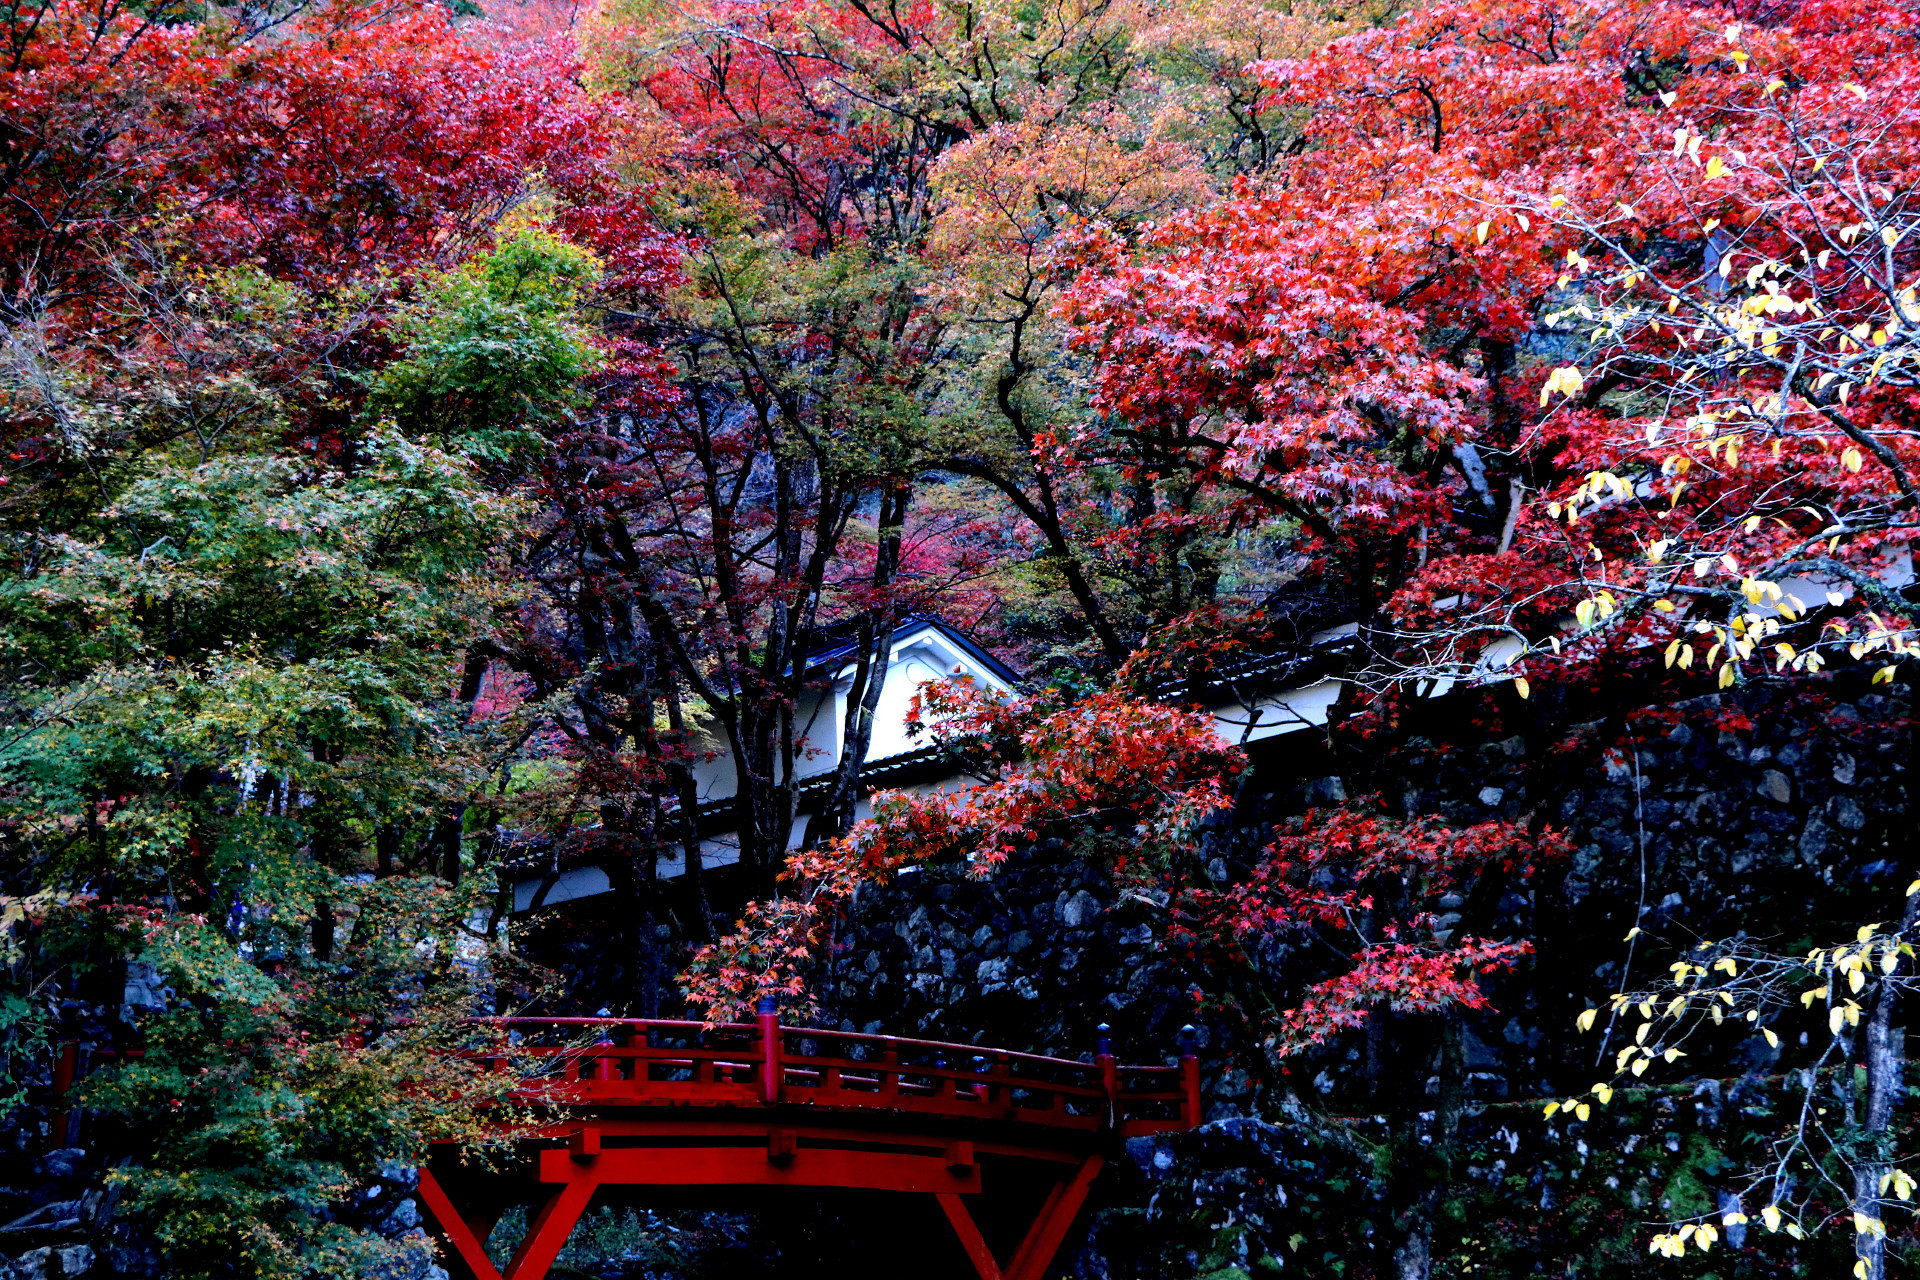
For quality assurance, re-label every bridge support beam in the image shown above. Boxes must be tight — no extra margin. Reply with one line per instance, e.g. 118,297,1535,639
508,1172,600,1280
936,1156,1103,1280
416,1169,504,1280
420,1166,601,1280
421,1144,1104,1280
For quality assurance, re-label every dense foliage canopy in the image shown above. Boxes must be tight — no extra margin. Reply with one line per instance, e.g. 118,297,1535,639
2,0,1918,1276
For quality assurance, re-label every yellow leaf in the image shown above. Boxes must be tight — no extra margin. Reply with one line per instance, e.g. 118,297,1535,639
1541,365,1584,405
1762,1027,1779,1049
1705,155,1727,180
1514,676,1531,700
1476,221,1490,244
1576,1008,1598,1031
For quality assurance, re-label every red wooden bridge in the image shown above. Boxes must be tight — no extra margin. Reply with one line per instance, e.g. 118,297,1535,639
420,1001,1202,1280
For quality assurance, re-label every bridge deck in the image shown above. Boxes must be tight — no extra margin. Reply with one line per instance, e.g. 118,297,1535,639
422,1011,1202,1280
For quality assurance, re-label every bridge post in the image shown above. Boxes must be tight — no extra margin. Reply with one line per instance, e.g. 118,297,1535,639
756,994,783,1104
593,1025,616,1082
1178,1025,1202,1127
1095,1024,1117,1130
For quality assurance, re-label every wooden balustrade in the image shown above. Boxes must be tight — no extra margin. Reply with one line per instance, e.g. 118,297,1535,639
461,1015,1198,1134
423,1015,1203,1280
51,1014,1206,1280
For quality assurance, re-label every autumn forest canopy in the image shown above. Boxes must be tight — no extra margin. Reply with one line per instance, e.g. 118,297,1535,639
3,0,1920,1276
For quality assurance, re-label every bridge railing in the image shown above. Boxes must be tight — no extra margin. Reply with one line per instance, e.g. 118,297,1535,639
465,1009,1201,1134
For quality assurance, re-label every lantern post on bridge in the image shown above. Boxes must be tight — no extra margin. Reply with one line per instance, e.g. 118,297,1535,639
1095,1024,1117,1128
1179,1025,1203,1128
756,993,783,1104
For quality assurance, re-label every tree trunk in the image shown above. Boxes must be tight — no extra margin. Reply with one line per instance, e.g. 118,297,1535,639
1385,1009,1465,1280
661,671,713,942
808,483,909,847
1852,891,1916,1280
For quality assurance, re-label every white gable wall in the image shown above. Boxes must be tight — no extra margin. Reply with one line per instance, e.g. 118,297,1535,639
686,684,842,804
510,622,1017,911
862,625,1016,761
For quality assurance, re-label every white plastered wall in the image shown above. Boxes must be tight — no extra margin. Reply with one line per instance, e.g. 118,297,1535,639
511,622,1017,909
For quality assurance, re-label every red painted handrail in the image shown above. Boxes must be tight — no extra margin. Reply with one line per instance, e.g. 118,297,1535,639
424,1017,1203,1280
463,1016,1200,1135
